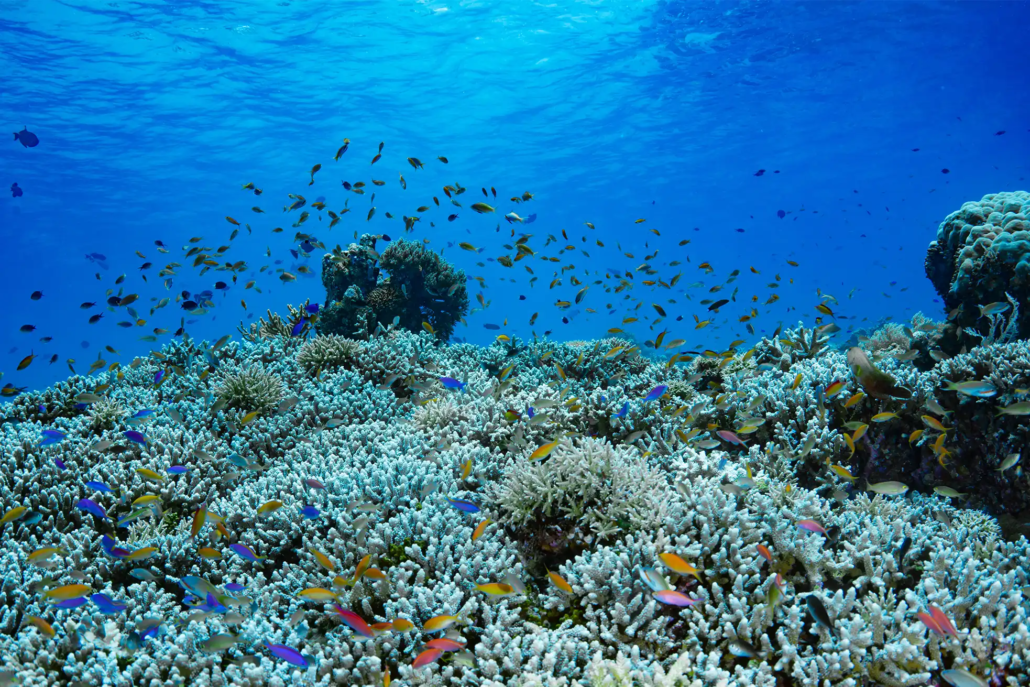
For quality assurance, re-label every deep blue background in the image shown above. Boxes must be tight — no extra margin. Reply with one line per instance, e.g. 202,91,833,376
2,0,1028,392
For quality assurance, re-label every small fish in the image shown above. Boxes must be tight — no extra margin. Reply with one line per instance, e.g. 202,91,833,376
264,642,308,668
727,639,762,659
412,648,444,669
123,430,147,445
529,440,558,461
867,481,908,496
76,499,108,519
796,519,827,536
229,543,266,562
476,582,515,596
439,376,466,391
444,497,480,513
658,553,702,581
547,571,573,593
643,385,668,403
871,412,898,422
652,590,696,606
996,453,1021,472
806,595,838,639
997,401,1030,416
941,669,988,687
332,604,375,638
944,380,997,398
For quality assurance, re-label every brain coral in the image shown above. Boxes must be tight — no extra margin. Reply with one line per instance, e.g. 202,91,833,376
925,191,1030,346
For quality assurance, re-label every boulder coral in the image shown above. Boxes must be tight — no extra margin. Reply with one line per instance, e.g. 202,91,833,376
925,191,1030,350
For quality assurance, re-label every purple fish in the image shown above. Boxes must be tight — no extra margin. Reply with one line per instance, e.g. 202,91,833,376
303,478,325,490
123,430,147,445
166,466,188,475
304,303,320,314
299,506,320,520
445,497,480,513
265,642,308,668
54,458,67,471
439,376,466,391
84,480,112,493
91,593,127,614
154,370,164,385
612,402,629,419
225,582,245,592
642,385,668,403
76,498,107,519
230,543,266,562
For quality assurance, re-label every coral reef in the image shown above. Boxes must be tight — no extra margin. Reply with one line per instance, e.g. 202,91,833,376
925,191,1030,351
0,325,1027,687
318,234,469,341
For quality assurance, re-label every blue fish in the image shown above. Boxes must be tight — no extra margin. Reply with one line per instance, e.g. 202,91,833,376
299,506,320,520
612,402,629,419
304,303,320,314
76,498,107,519
123,430,147,445
166,466,188,475
527,406,535,419
55,597,89,609
205,592,227,613
101,535,131,558
291,319,307,337
92,593,127,614
439,377,466,391
483,323,500,330
132,409,155,418
129,569,157,581
643,385,668,403
11,182,22,198
445,497,481,513
265,642,308,668
20,511,42,526
39,429,65,446
224,582,245,592
525,213,537,223
85,480,112,493
54,459,67,471
154,370,164,385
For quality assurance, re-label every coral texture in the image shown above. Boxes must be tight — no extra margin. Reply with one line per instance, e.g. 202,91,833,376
925,191,1030,349
0,325,1026,687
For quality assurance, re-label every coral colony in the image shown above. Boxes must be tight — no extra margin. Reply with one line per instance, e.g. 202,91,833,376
2,193,1030,687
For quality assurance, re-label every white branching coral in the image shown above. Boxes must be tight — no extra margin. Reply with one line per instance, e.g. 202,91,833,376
491,437,668,542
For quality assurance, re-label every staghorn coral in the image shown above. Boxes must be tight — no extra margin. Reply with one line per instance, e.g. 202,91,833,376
215,365,284,412
295,335,363,374
925,191,1030,351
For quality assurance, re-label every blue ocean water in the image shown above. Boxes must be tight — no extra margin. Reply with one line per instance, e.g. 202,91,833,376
1,0,1028,392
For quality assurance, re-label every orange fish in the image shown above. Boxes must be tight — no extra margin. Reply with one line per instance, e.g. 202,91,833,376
547,570,573,594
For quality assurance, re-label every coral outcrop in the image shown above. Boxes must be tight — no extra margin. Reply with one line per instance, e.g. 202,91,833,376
318,234,469,341
925,191,1030,351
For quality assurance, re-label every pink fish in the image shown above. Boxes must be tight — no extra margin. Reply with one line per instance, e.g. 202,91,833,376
412,648,443,668
917,611,943,636
425,638,465,652
929,606,959,639
332,604,374,638
716,430,746,446
652,590,697,606
796,519,827,536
